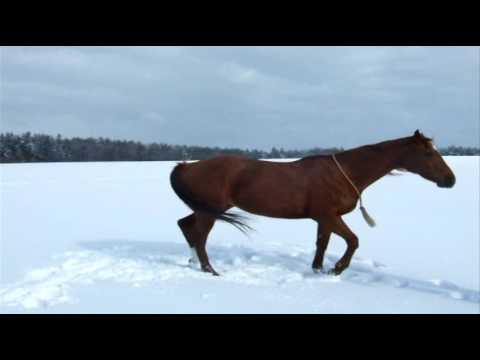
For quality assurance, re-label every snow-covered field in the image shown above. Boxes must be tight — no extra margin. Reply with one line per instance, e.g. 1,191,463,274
0,157,478,313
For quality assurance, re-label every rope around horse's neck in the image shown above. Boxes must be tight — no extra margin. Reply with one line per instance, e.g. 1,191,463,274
331,153,376,227
331,153,363,207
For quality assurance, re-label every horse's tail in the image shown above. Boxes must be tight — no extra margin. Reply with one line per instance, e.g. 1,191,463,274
170,162,253,235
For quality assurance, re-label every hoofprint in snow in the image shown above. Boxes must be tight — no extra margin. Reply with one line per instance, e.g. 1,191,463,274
0,157,479,313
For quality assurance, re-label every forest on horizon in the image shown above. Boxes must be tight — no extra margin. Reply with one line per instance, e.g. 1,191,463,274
1,132,479,164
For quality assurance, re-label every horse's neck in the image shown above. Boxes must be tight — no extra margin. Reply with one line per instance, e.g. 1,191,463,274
336,141,406,193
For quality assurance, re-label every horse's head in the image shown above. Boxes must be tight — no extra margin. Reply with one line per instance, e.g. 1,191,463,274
399,130,456,188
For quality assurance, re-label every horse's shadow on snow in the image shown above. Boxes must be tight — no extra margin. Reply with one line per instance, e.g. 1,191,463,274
79,239,479,305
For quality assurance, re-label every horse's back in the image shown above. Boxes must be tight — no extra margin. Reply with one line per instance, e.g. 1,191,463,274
180,155,252,180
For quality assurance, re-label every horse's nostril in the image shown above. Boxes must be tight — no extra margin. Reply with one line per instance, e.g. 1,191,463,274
446,176,455,187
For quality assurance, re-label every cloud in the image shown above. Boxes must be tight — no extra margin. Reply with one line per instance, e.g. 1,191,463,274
219,62,259,84
1,46,478,149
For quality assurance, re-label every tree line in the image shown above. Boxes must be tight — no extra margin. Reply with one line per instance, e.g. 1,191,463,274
0,132,478,164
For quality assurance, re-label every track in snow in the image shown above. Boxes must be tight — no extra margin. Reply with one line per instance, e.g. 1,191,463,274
1,240,478,309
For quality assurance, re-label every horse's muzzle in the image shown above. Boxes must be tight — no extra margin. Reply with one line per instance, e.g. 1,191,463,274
437,175,456,188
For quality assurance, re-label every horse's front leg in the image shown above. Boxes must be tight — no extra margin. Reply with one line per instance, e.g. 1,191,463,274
328,216,359,275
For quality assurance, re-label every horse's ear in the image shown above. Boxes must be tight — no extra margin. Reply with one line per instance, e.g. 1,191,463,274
413,129,426,143
412,129,425,144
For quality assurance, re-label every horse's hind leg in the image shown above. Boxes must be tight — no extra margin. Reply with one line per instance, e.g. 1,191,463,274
178,212,218,275
192,213,218,276
312,219,332,272
177,214,199,265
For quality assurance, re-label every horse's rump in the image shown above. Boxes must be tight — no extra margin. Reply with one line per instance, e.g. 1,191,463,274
170,159,252,233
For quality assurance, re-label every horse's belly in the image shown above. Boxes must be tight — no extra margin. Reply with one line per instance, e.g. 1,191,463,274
231,184,307,219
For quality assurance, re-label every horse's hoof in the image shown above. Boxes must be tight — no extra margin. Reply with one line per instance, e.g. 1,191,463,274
312,267,323,274
328,268,342,276
201,266,220,276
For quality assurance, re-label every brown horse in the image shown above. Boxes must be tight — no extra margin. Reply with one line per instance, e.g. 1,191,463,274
170,130,456,276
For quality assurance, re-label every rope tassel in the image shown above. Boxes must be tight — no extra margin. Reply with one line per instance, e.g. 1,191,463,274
360,205,376,227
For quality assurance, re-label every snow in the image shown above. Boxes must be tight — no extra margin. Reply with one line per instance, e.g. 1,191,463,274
0,157,479,313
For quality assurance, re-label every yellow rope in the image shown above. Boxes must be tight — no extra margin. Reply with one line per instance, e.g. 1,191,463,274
331,153,376,227
331,153,363,207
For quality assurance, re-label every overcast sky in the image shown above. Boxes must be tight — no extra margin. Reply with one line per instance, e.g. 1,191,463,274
1,46,478,150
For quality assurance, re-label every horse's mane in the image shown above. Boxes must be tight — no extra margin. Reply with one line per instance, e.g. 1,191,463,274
298,137,414,175
299,153,337,161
